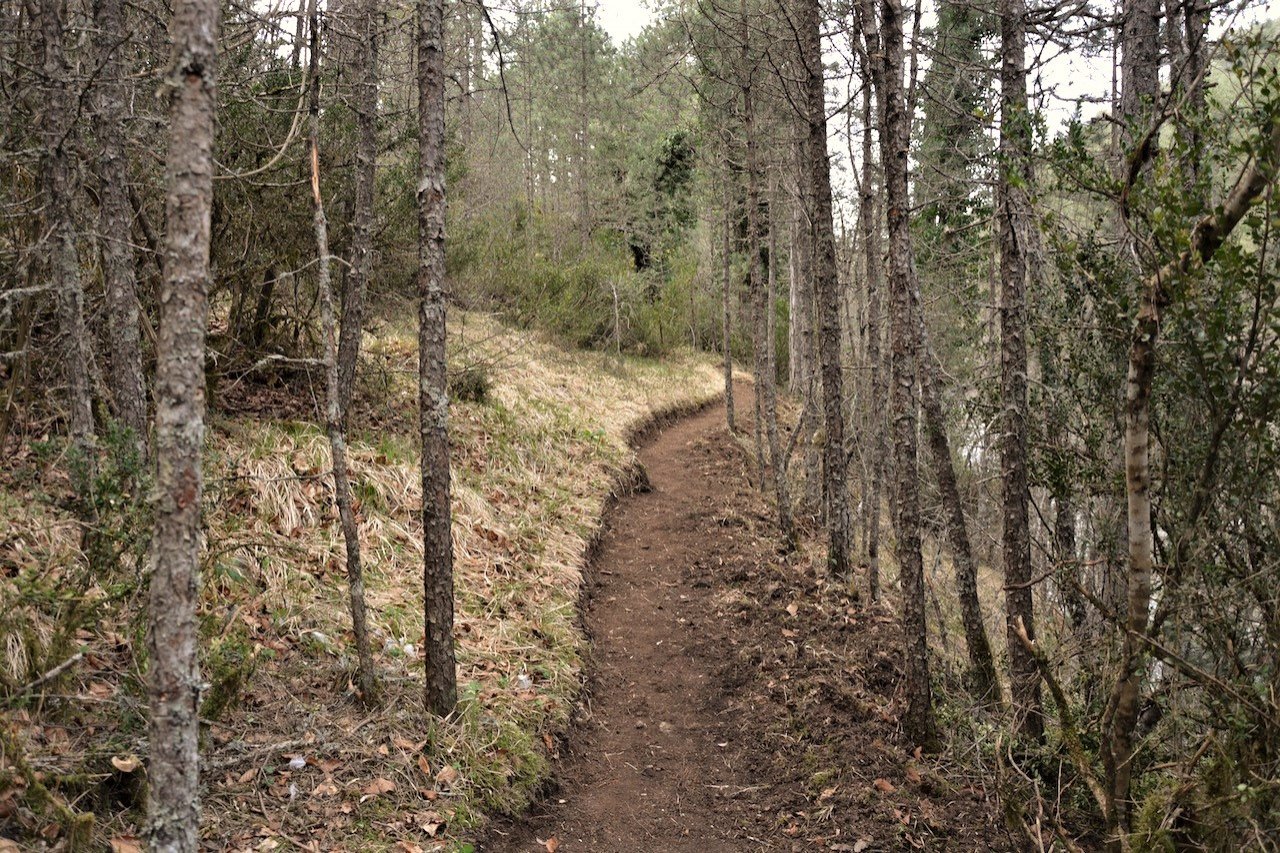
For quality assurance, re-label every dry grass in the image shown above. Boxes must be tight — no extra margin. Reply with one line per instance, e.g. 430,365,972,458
0,309,725,851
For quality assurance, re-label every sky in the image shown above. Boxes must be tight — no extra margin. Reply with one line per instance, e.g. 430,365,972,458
595,0,655,44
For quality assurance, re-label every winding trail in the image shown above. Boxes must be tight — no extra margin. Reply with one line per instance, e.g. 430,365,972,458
486,391,1015,852
487,393,776,851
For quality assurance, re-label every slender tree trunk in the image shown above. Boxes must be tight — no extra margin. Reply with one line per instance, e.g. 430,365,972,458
792,168,822,515
799,0,852,580
576,0,590,244
858,75,885,602
998,0,1043,743
92,0,148,450
722,176,736,432
765,195,795,548
337,0,378,419
39,0,95,463
308,0,376,704
740,1,768,491
417,0,458,717
914,306,1001,705
860,0,938,748
147,0,219,847
788,209,801,391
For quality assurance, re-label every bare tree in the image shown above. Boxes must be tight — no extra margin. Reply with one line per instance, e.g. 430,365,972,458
307,0,376,703
337,0,379,418
92,0,148,449
797,0,852,579
418,0,458,716
855,68,885,601
997,0,1042,741
39,0,95,465
147,0,220,847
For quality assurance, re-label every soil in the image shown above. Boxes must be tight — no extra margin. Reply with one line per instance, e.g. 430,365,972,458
484,391,1017,852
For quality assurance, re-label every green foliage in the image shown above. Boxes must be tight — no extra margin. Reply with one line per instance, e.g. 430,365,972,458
1038,24,1280,847
448,203,717,357
200,632,259,723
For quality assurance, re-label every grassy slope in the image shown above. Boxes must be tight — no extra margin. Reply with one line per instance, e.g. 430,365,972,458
0,310,724,851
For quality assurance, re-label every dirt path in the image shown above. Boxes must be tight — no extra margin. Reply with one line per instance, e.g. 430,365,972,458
486,393,1014,852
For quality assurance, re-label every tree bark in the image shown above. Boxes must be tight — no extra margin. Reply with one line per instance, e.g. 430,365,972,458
722,173,736,432
308,0,376,704
147,0,220,847
92,0,148,450
859,0,938,748
337,0,379,419
741,3,767,489
417,0,458,717
857,72,885,602
799,0,852,580
39,0,96,463
765,193,795,548
915,308,1001,705
998,0,1043,743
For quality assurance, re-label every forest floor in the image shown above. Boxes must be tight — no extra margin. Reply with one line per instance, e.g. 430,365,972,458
484,389,1016,852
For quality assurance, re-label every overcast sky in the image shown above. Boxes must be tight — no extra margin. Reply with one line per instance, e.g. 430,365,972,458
595,0,655,44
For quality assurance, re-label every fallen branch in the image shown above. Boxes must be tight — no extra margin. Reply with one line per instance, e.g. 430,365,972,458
12,652,83,699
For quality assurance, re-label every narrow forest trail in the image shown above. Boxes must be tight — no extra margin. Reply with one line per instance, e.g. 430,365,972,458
486,390,777,851
485,388,1014,852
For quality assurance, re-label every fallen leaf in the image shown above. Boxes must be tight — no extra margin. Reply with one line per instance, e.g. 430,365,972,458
785,602,799,617
873,778,896,794
362,777,396,796
904,766,922,785
417,755,431,777
434,764,460,788
237,767,258,784
312,781,339,797
395,843,424,853
110,754,141,773
393,736,427,752
545,836,559,852
109,838,143,853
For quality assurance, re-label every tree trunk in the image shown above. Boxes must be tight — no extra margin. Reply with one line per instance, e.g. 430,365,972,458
765,194,795,548
858,73,886,602
308,0,376,704
92,0,148,450
417,0,458,717
998,0,1043,743
799,0,852,580
787,207,802,391
39,0,96,463
860,0,938,749
337,0,379,419
722,175,736,432
915,308,1001,705
740,1,769,493
147,0,220,847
